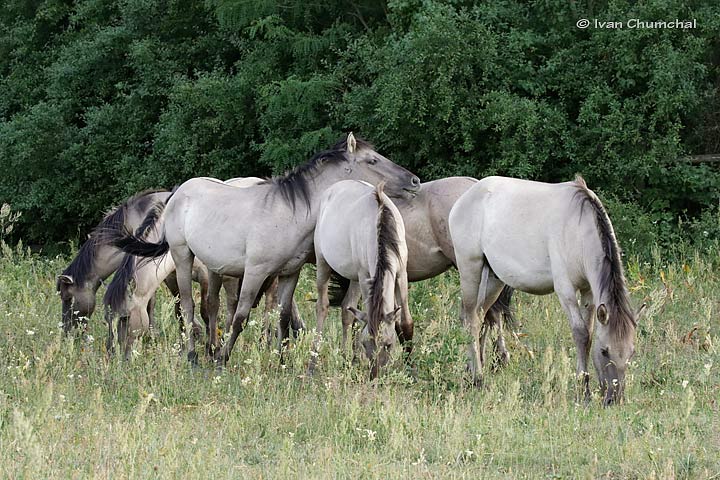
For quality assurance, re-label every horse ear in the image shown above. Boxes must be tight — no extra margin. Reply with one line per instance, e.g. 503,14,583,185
346,306,367,325
384,305,401,322
58,274,74,285
635,303,647,321
347,132,357,153
597,304,609,325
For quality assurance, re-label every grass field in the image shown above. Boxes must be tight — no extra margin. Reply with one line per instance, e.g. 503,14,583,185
0,243,718,478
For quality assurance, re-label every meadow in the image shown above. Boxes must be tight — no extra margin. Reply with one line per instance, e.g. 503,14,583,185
0,242,718,479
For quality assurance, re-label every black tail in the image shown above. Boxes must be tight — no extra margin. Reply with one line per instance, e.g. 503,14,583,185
111,200,169,259
328,271,350,307
114,231,169,258
103,254,136,315
368,184,401,337
487,285,516,330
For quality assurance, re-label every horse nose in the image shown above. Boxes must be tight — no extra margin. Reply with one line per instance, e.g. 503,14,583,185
410,175,420,188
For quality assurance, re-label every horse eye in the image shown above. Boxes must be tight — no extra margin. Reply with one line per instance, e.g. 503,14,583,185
368,158,377,165
601,347,609,358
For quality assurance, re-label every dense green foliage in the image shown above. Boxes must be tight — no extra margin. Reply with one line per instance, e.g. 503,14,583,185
0,0,718,253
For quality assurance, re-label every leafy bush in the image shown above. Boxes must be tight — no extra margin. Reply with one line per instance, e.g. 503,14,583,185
0,0,717,256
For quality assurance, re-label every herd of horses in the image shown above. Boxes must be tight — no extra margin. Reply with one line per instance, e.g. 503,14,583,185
56,133,645,406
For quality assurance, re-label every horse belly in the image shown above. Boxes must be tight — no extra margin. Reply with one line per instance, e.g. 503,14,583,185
185,233,247,277
483,243,555,295
321,244,360,281
277,246,314,276
406,248,451,282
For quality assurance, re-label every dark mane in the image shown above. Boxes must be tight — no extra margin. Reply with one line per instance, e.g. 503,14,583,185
262,136,374,212
573,176,635,338
103,254,136,314
58,189,167,288
368,184,401,337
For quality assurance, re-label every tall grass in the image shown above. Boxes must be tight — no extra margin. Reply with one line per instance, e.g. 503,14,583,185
0,243,718,478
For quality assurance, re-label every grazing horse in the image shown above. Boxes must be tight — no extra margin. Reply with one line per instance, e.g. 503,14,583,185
102,178,305,358
56,190,170,333
102,252,212,358
449,176,644,405
111,134,421,365
312,180,411,378
335,177,515,365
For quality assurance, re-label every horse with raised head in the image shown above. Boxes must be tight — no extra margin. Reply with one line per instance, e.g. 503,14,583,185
56,190,170,333
110,134,421,365
312,180,411,378
449,175,644,405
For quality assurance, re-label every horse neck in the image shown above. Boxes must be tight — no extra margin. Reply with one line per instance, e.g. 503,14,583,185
296,165,347,224
583,247,627,314
91,244,124,286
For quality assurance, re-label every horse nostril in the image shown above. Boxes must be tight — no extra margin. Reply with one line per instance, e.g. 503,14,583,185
411,176,420,187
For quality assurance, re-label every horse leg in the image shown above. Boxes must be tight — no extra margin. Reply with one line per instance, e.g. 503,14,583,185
217,270,267,366
104,305,115,357
163,273,183,338
276,272,301,349
290,298,305,338
340,281,362,357
124,304,150,361
196,264,210,336
491,286,514,368
556,281,591,403
579,288,595,402
478,275,506,370
171,246,201,364
492,314,510,369
117,316,128,354
457,256,487,388
394,268,414,358
484,301,508,371
222,276,240,334
261,277,277,345
308,257,332,375
205,272,223,357
479,308,495,367
146,294,157,338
